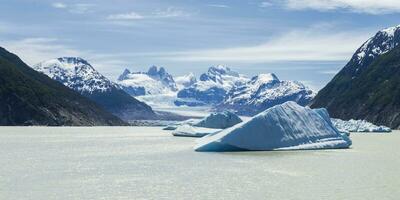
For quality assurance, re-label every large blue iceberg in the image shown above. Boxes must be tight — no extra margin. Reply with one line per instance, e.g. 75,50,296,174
195,101,352,152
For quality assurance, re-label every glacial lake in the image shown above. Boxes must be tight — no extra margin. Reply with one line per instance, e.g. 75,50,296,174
0,127,399,200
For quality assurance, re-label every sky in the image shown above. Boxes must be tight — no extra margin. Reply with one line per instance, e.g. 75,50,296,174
1,0,400,90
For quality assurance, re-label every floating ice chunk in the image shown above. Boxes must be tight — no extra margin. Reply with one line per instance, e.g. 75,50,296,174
194,111,242,129
164,111,242,131
172,125,222,137
162,119,201,130
195,102,352,152
331,118,391,133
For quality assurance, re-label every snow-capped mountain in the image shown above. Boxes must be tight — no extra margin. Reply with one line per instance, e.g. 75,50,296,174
175,65,248,106
219,73,315,115
117,66,178,96
34,57,115,94
349,25,400,75
312,25,400,129
175,73,197,90
33,57,156,121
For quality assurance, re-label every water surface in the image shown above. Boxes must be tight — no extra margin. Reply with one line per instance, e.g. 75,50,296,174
0,127,398,200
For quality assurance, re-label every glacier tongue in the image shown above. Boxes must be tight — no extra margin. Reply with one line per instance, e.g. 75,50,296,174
195,102,352,152
332,118,391,133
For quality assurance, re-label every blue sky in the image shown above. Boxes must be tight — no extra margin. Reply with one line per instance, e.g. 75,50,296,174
1,0,400,90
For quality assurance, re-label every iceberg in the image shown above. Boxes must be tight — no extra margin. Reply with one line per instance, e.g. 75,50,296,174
162,119,200,130
194,111,242,129
172,125,221,137
331,118,391,133
164,111,242,131
195,102,352,152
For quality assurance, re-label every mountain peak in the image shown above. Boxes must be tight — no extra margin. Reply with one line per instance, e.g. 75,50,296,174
252,73,279,83
57,57,90,65
379,25,400,37
348,24,400,75
118,68,131,81
147,65,166,76
33,57,113,94
208,65,231,75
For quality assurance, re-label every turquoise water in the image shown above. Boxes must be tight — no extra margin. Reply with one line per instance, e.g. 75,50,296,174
0,127,398,200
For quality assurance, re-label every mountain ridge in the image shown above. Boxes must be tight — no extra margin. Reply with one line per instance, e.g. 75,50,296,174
0,47,126,126
33,57,156,121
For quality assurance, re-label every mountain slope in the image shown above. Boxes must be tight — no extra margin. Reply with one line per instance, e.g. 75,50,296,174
117,66,178,96
312,26,400,129
0,47,126,126
33,58,156,121
175,65,249,106
219,73,315,115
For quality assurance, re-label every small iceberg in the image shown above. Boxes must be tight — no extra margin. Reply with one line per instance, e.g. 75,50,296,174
172,125,221,137
331,118,391,133
163,119,200,130
194,111,242,129
165,111,242,131
195,102,352,152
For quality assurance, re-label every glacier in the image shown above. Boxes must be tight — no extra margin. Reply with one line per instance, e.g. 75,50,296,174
175,73,197,90
117,66,178,96
175,65,248,106
195,102,352,152
219,73,315,116
332,118,391,133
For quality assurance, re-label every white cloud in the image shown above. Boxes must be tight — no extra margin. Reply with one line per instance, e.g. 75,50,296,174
3,38,84,65
283,0,400,14
51,2,94,14
207,4,230,8
160,27,373,63
153,7,191,18
52,2,67,9
318,70,340,74
2,37,131,79
107,7,190,21
260,1,273,8
107,12,144,20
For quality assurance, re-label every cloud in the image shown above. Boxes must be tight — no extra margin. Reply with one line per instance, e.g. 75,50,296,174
107,12,144,20
318,70,340,74
153,7,190,18
107,7,190,21
51,2,94,14
160,27,373,63
283,0,400,14
260,1,273,8
207,4,230,8
2,37,133,79
3,38,84,65
52,2,67,9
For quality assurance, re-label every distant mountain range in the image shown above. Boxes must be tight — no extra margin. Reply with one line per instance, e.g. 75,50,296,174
312,25,400,129
175,65,249,106
117,66,178,96
219,73,315,116
0,47,126,126
33,57,156,121
174,65,314,115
